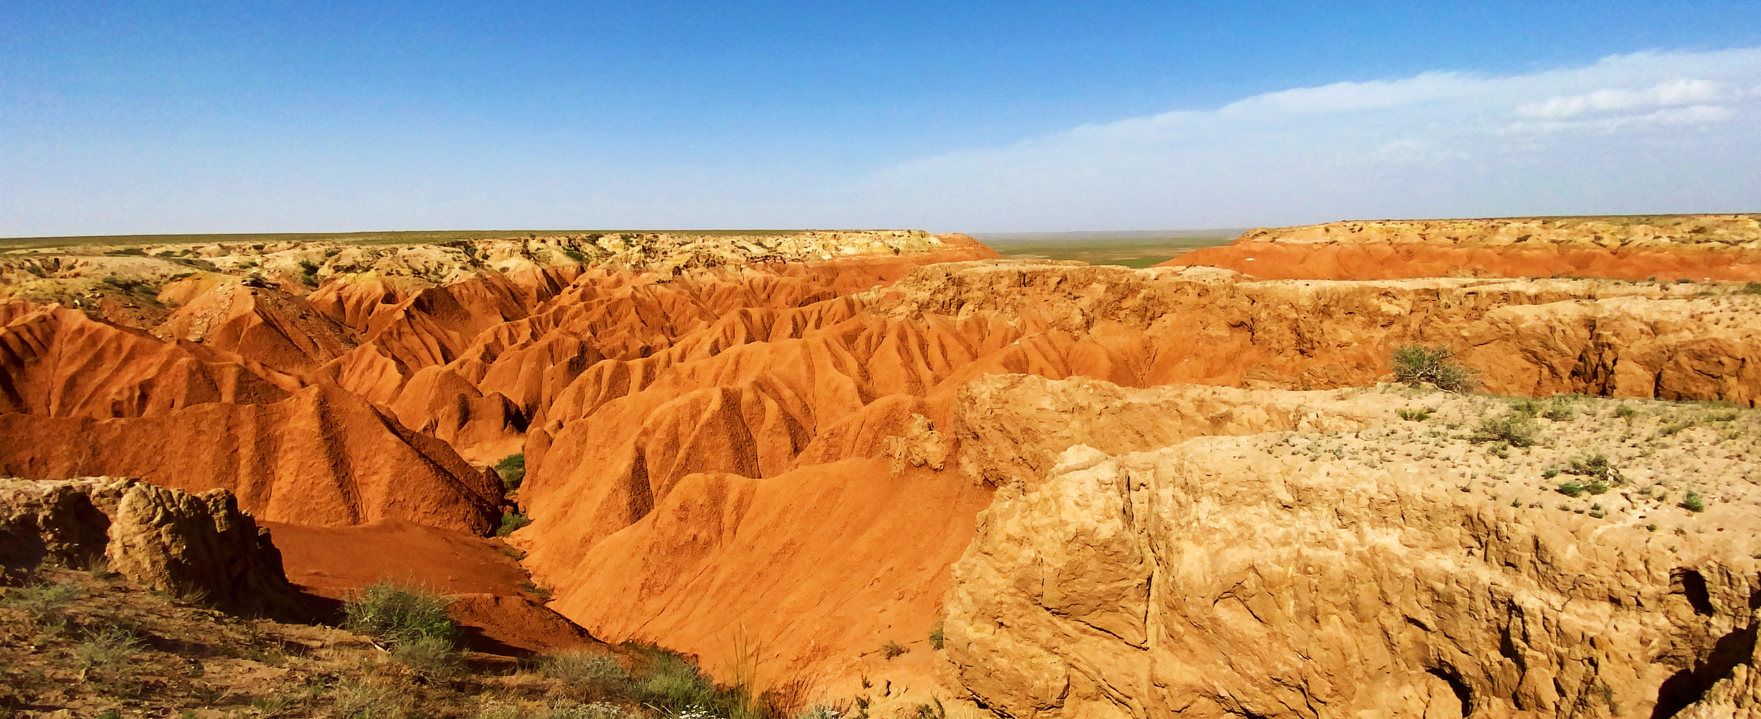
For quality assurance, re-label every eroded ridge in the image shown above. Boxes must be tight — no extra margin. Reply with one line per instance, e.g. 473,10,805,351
1161,214,1761,281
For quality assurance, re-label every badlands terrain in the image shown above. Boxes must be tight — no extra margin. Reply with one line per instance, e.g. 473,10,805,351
3,215,1761,718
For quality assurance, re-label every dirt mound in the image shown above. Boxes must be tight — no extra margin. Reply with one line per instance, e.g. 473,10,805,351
153,280,360,375
0,476,303,619
1162,214,1761,281
0,385,503,533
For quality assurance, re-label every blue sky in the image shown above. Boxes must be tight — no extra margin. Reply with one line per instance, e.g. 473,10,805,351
3,1,1760,235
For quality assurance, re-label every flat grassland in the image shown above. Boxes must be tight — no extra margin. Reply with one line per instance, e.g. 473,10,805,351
973,230,1243,268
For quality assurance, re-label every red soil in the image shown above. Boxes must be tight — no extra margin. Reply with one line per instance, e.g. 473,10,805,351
266,520,594,655
0,384,503,533
1162,240,1761,281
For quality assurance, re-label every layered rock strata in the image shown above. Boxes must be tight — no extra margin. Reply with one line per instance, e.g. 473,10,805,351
1162,214,1761,281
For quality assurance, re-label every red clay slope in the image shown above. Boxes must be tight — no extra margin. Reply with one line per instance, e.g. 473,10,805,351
0,384,502,533
1161,214,1761,281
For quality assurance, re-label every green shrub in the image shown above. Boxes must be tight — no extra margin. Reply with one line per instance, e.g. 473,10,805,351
1565,452,1621,484
1660,418,1695,436
629,650,724,713
1614,405,1638,420
929,621,944,650
563,248,588,263
498,512,532,537
1682,491,1706,513
74,625,143,688
1390,345,1476,392
1395,408,1431,422
496,454,527,492
881,640,907,660
1509,398,1542,415
343,581,460,648
1556,482,1585,498
1542,468,1560,479
538,649,627,683
1542,402,1574,422
391,635,465,680
1745,281,1761,295
1470,413,1538,447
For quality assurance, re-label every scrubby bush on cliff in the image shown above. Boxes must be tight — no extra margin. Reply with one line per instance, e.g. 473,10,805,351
1391,345,1476,392
497,454,527,492
499,512,532,537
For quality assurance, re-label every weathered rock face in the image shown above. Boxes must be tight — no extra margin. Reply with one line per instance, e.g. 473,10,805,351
878,262,1761,405
1162,214,1761,281
943,378,1761,718
0,477,304,620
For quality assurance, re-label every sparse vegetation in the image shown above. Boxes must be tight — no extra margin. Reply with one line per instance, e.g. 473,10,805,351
1682,491,1706,513
73,624,143,685
499,512,533,537
343,580,460,649
1391,345,1476,392
1564,452,1621,484
537,649,627,684
880,640,908,660
497,453,527,492
929,620,945,650
1542,401,1574,422
1,567,832,718
1396,407,1432,422
1470,412,1538,447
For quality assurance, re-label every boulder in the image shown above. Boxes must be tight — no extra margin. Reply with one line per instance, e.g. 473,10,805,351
0,476,305,620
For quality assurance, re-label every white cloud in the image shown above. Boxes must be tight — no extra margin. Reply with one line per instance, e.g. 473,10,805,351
1516,78,1725,118
864,48,1761,231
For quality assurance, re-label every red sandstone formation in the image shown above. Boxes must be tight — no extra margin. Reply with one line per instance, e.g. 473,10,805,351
9,225,1761,707
0,384,503,533
1161,214,1761,281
